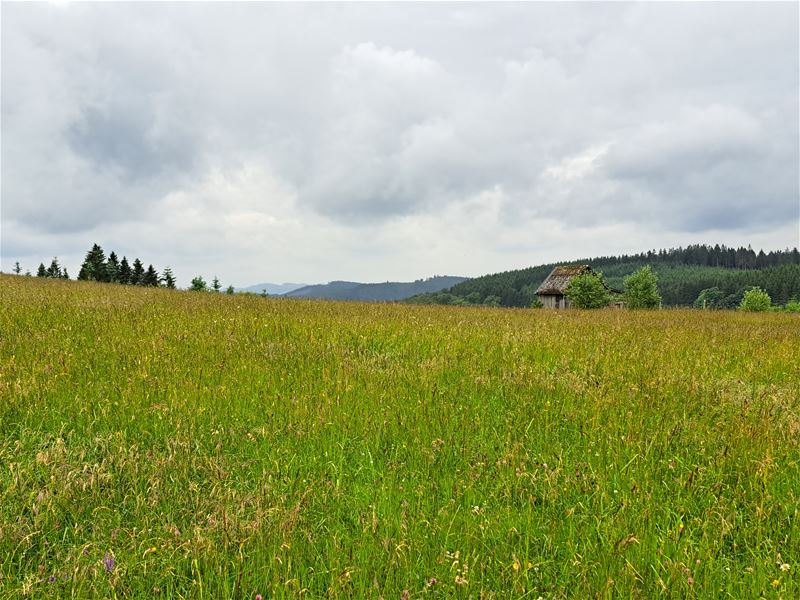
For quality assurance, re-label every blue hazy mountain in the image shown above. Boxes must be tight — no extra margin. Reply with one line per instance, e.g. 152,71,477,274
284,276,468,301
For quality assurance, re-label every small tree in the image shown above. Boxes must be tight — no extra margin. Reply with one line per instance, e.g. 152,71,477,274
190,276,207,291
565,272,610,309
46,257,62,278
694,287,724,309
142,265,160,287
61,268,69,280
739,287,771,312
13,262,21,275
212,276,221,292
78,243,107,282
131,259,145,286
106,252,120,283
225,285,235,295
37,263,47,277
623,265,661,309
118,257,132,285
162,267,176,289
785,298,800,313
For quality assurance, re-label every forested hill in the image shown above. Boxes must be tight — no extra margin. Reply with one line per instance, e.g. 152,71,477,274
285,275,468,301
406,245,800,307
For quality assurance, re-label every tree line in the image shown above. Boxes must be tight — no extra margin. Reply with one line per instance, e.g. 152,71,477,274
408,245,800,308
18,243,176,288
15,243,238,293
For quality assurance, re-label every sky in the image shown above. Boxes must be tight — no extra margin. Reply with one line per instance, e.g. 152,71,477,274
2,2,798,287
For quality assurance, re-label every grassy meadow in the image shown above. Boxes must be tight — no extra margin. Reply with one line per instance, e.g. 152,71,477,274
1,274,799,599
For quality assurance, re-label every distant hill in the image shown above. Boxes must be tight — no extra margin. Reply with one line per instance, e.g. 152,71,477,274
406,244,800,307
237,282,307,295
285,276,468,302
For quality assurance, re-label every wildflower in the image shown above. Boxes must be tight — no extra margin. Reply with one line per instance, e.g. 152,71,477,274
455,575,468,585
256,595,262,600
102,553,115,573
687,576,694,586
771,579,780,588
780,563,790,572
401,590,410,600
48,575,56,584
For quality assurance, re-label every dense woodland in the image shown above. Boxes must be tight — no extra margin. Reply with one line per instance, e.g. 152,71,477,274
408,244,800,308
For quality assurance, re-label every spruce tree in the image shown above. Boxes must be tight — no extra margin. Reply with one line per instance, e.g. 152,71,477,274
143,264,159,286
106,252,120,283
37,263,47,277
212,276,221,292
78,243,108,281
13,262,21,275
47,257,62,278
225,285,235,294
62,268,69,280
118,257,132,285
162,267,176,289
190,276,207,291
131,259,145,285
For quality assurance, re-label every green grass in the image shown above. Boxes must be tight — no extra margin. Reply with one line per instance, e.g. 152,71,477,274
1,274,799,598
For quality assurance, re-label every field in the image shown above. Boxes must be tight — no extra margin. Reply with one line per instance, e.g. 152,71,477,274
1,274,798,599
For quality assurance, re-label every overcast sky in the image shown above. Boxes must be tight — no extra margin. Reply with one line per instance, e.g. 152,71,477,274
2,2,798,286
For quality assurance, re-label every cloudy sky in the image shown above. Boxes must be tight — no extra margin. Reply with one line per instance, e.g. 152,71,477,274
2,2,798,286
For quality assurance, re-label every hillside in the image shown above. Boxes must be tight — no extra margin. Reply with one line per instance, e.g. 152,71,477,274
236,282,307,295
285,275,467,301
2,275,799,598
407,245,800,307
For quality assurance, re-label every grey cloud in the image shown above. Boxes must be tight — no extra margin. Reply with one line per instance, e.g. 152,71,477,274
1,2,798,281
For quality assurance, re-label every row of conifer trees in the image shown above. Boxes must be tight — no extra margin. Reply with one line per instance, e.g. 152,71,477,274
31,243,176,288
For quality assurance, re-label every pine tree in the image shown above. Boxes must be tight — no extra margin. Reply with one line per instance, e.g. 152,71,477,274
47,257,62,278
106,252,120,283
37,263,47,277
190,276,207,291
212,276,221,292
131,259,145,285
225,285,235,294
62,268,70,280
118,257,132,285
78,243,108,281
13,262,21,275
143,264,160,287
162,267,176,289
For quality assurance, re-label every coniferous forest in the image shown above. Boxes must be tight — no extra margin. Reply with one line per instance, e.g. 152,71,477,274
407,244,800,308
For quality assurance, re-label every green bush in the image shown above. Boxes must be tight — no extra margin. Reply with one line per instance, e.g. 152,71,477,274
623,265,661,309
739,287,771,312
565,273,610,309
784,298,800,313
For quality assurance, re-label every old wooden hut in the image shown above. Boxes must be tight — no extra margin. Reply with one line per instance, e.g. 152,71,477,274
535,265,619,309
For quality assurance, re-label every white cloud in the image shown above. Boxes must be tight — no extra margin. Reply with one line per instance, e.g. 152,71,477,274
1,2,797,284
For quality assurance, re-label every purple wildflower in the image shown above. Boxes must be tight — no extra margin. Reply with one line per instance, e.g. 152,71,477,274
102,552,115,573
48,575,56,584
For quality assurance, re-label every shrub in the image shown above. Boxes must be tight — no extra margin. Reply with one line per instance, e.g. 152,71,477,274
739,287,771,312
565,273,610,309
623,265,661,309
784,298,800,313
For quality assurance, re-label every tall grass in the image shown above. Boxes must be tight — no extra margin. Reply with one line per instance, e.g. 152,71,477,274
1,274,798,598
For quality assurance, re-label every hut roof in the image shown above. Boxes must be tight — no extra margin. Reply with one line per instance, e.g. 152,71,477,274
535,265,621,295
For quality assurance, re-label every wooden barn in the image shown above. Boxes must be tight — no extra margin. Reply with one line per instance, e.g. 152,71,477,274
535,265,620,309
